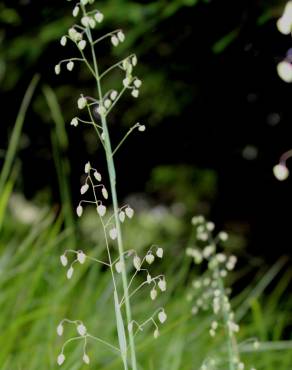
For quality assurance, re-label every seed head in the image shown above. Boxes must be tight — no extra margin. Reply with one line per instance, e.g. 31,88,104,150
146,253,155,264
150,288,157,300
277,18,291,34
209,329,216,337
132,55,138,66
191,215,205,225
119,211,125,223
111,35,119,47
89,18,96,29
57,324,64,336
211,321,218,330
133,255,141,270
158,278,167,292
78,96,87,109
206,221,215,231
84,162,91,173
97,204,106,217
68,27,76,39
273,163,289,181
131,89,139,98
77,323,87,336
154,328,159,338
66,61,74,71
68,28,82,42
203,245,215,258
77,250,86,264
110,90,118,100
71,117,78,127
218,231,228,241
197,232,208,241
102,186,108,199
94,171,102,181
156,247,163,258
216,253,226,263
83,354,90,364
60,254,68,266
55,64,61,75
277,61,292,83
109,227,118,240
128,322,133,332
117,31,125,42
60,36,67,46
57,353,65,366
123,77,131,87
138,124,146,132
104,99,111,108
95,11,104,23
73,6,79,17
122,59,130,70
76,204,83,217
80,183,89,195
125,206,134,218
78,40,87,50
158,310,167,323
115,261,123,273
66,267,74,279
134,79,142,88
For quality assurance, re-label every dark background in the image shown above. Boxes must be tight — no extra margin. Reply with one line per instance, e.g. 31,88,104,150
1,0,292,260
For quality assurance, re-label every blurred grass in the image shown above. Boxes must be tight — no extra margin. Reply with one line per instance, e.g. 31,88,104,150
0,74,39,199
0,137,291,365
0,203,291,369
42,85,75,239
0,74,39,236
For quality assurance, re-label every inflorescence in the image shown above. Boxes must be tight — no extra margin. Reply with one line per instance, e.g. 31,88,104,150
54,1,166,366
186,216,258,370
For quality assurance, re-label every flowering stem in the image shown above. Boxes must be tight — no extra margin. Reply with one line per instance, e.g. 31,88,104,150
209,232,239,370
80,5,137,369
97,81,138,370
112,123,139,156
217,275,237,370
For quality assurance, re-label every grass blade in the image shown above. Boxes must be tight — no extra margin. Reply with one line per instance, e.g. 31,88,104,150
114,291,128,369
42,85,75,236
0,74,40,194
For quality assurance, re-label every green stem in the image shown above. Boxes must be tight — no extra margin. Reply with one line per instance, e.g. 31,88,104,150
99,54,135,80
112,124,139,157
94,52,138,370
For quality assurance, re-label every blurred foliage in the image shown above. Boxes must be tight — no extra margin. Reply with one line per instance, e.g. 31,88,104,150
1,0,291,252
148,165,216,212
0,194,291,369
0,0,286,122
1,0,291,255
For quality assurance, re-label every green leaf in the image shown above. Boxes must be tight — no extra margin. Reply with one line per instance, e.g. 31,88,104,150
114,291,128,368
212,28,239,54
